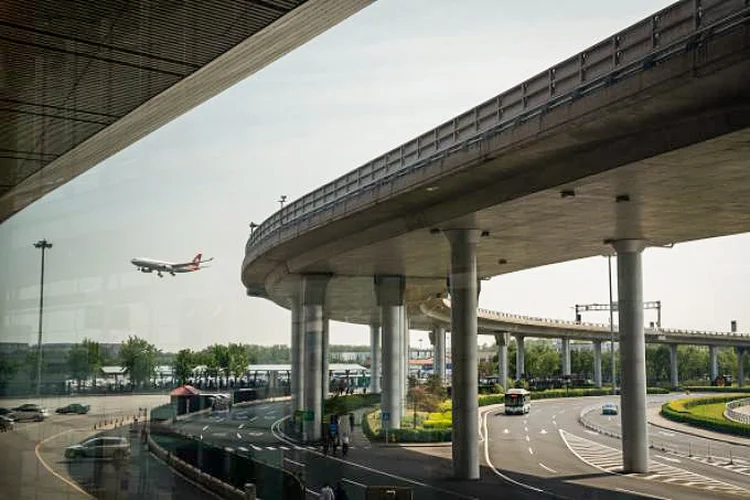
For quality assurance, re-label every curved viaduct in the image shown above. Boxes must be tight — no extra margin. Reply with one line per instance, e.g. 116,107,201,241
242,0,750,480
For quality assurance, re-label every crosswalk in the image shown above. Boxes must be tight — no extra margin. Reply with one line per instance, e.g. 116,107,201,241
229,443,366,453
560,429,750,496
691,456,750,478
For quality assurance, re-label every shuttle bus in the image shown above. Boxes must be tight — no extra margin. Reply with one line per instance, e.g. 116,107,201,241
504,388,531,415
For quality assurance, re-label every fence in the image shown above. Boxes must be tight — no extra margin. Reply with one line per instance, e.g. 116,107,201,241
725,397,750,424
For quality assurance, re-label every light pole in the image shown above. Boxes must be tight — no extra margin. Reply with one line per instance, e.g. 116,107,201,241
278,195,287,210
34,239,53,396
608,254,616,395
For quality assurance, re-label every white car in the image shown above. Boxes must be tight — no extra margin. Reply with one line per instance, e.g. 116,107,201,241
11,404,49,422
65,437,131,460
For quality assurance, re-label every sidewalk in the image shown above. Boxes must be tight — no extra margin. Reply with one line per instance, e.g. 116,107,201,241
647,405,750,447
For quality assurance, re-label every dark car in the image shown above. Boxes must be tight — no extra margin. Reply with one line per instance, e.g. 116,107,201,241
11,404,49,422
0,408,15,419
0,415,14,432
56,403,91,415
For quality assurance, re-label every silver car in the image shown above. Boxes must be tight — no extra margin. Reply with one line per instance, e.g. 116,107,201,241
11,404,49,422
65,436,131,460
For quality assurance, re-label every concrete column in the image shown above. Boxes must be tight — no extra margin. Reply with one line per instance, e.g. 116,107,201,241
515,334,525,380
375,275,405,430
495,333,509,390
445,229,480,480
593,341,603,388
709,345,718,382
402,308,409,418
738,347,745,388
302,274,329,442
669,344,679,389
435,326,446,385
322,317,330,401
290,296,304,417
561,338,571,376
369,324,381,393
613,239,648,473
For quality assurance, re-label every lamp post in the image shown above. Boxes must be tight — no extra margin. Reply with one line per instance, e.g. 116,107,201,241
33,239,53,396
278,195,287,210
608,254,616,395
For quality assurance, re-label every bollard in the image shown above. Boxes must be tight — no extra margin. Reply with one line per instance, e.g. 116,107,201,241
730,447,734,465
244,483,256,500
708,442,712,461
688,441,692,457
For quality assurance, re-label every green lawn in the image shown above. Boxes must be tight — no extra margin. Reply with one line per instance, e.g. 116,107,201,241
686,401,730,421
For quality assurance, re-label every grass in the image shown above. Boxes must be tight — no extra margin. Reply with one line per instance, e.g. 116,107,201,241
687,401,729,420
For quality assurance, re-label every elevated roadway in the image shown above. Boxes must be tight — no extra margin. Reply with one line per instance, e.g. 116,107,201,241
0,0,373,223
241,0,750,480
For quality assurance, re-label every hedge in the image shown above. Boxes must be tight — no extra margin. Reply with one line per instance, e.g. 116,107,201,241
684,386,750,393
324,393,381,415
660,394,750,437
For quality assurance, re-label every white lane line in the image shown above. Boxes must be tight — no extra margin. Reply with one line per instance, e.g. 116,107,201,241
280,446,290,450
656,455,681,464
266,446,276,451
238,424,244,429
553,420,558,427
524,426,528,433
503,429,509,434
212,432,227,437
249,416,258,422
540,429,547,435
523,420,528,426
35,429,95,499
659,431,675,437
202,425,209,431
236,433,242,439
481,410,546,495
272,415,478,500
238,447,249,452
525,435,530,442
251,445,262,451
528,447,534,455
558,410,566,415
585,430,598,436
538,463,557,474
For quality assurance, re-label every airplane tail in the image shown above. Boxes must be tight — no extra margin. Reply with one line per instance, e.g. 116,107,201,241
192,253,202,264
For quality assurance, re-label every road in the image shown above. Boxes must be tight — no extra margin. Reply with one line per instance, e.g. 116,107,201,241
0,393,215,500
171,394,750,499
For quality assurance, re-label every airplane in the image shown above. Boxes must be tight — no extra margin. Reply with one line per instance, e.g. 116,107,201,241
130,253,213,277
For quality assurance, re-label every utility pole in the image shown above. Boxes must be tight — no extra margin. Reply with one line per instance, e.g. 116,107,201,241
608,255,616,395
34,239,53,396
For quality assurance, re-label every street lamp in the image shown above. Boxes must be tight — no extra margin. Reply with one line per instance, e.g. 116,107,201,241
278,195,287,209
33,239,53,396
249,222,258,234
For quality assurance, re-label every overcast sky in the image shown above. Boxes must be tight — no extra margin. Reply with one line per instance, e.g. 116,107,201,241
3,0,749,352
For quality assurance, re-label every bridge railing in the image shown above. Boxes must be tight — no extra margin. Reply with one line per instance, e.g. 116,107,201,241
245,0,750,260
725,398,750,424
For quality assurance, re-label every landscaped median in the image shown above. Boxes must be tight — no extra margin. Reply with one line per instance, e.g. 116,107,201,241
661,394,750,437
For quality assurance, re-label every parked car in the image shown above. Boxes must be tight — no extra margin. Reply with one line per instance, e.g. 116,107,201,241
65,436,131,460
11,404,50,422
602,402,618,415
56,403,91,415
0,408,15,419
0,415,14,432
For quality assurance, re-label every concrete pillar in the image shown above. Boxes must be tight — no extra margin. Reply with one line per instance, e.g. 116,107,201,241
561,338,571,376
369,324,381,393
302,274,329,442
402,308,409,418
709,345,718,383
290,296,304,417
322,317,330,401
593,340,603,388
495,333,509,390
435,326,446,385
515,334,525,380
375,275,405,430
738,347,745,388
669,344,679,389
445,228,480,480
613,239,648,473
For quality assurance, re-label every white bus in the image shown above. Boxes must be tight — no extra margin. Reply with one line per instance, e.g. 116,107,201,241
504,388,531,415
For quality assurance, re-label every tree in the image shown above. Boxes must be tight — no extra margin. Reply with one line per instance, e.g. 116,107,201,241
228,343,249,380
0,358,19,394
571,348,594,378
210,344,230,384
173,349,196,386
478,360,495,379
67,344,89,390
119,336,158,389
82,339,102,389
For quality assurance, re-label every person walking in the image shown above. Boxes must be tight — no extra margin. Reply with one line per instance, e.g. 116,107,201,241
320,483,335,500
341,433,350,457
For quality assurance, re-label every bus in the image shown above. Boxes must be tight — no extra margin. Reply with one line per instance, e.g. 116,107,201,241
504,388,531,415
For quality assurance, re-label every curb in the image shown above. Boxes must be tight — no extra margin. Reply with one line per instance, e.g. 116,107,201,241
648,412,750,448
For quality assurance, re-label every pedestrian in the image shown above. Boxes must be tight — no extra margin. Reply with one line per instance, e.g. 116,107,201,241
334,482,349,500
349,412,355,429
320,483,335,500
341,433,349,457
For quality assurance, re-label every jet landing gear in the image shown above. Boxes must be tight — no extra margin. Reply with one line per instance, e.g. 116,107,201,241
157,271,163,278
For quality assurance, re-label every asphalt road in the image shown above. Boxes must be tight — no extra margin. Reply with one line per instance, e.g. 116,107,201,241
173,395,750,500
0,394,216,500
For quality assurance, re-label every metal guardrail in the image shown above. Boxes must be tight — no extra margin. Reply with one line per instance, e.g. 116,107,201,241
725,397,750,424
245,0,750,263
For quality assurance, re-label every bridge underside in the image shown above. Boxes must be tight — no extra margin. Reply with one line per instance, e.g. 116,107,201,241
0,0,371,223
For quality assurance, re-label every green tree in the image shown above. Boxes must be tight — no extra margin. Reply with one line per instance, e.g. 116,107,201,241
0,358,19,394
525,341,559,378
82,339,102,389
228,343,249,380
478,360,495,379
67,343,89,390
571,348,594,378
119,336,158,389
173,349,196,386
424,374,447,400
210,344,230,383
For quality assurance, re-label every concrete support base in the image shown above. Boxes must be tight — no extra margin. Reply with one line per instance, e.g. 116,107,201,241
495,333,509,391
369,324,381,393
709,345,718,383
593,340,602,388
375,275,405,431
562,338,571,376
669,344,679,389
302,274,330,442
515,334,525,380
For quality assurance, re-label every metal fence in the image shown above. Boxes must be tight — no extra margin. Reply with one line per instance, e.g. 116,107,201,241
245,0,750,263
725,397,750,424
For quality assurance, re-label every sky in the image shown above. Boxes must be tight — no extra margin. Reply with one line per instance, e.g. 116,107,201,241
3,0,750,352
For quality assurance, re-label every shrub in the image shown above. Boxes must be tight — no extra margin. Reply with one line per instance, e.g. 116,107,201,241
324,393,380,415
684,386,750,393
660,395,750,437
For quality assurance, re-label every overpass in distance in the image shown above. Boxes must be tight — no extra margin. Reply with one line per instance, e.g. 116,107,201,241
241,0,750,480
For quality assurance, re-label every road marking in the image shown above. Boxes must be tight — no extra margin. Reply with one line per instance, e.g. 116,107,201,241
525,435,530,442
236,433,242,439
585,430,598,436
538,462,557,474
251,445,262,451
267,446,276,450
271,415,478,500
503,429,509,434
553,420,558,426
280,446,290,450
249,416,258,422
616,487,671,500
202,425,209,431
34,429,95,499
540,429,547,435
528,447,534,455
212,432,227,437
523,420,528,425
559,429,749,495
238,424,244,429
524,426,528,433
225,447,234,453
656,455,681,464
238,447,249,452
248,431,263,436
659,431,675,437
